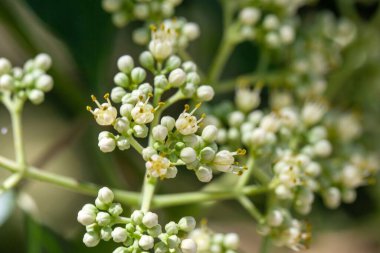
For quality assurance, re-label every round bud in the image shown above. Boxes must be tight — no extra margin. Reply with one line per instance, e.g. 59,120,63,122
102,0,122,12
112,227,128,243
324,187,341,209
83,232,100,247
35,74,53,92
120,103,133,117
161,116,175,131
96,212,111,226
148,224,162,237
117,55,134,73
183,22,200,40
199,147,215,163
169,68,186,87
180,147,197,164
142,147,157,161
116,136,130,151
181,82,196,97
114,72,130,87
0,58,12,75
139,51,155,70
142,212,158,228
267,210,283,227
100,226,112,241
228,111,245,127
239,7,260,25
263,14,279,30
186,72,200,85
108,203,123,217
313,140,332,157
77,206,97,226
131,210,144,224
201,125,218,143
112,12,128,27
224,233,239,249
195,166,213,182
0,74,14,90
112,246,128,253
98,137,116,153
28,89,45,104
181,239,197,253
178,216,196,232
168,235,181,248
133,27,149,45
133,124,148,138
133,4,149,20
165,55,181,70
154,75,169,89
279,25,295,44
111,87,127,103
182,61,197,73
114,117,130,134
165,221,179,235
196,85,214,101
34,53,52,70
131,67,146,84
98,187,114,204
139,235,154,250
152,125,168,142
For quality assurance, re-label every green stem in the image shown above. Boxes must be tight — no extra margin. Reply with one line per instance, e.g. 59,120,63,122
236,156,255,189
153,185,267,208
0,155,140,205
127,136,144,154
140,175,157,212
208,38,235,83
259,236,271,253
238,196,265,224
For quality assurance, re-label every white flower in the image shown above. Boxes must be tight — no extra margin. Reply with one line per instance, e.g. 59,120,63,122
180,147,197,164
112,227,128,243
98,137,116,153
175,104,204,135
83,232,100,247
178,216,196,232
117,55,134,73
96,212,111,226
142,211,158,228
145,154,171,178
235,87,260,112
196,85,215,101
224,233,239,249
131,97,155,124
195,166,213,182
34,53,52,71
142,147,157,161
98,187,114,204
180,239,197,253
212,149,245,172
341,165,362,188
28,89,45,104
149,25,176,61
337,114,362,141
0,58,12,75
183,22,200,40
139,235,154,250
77,204,97,226
152,125,168,142
302,102,326,126
169,68,187,87
239,7,261,25
313,139,332,157
88,93,118,126
201,125,218,143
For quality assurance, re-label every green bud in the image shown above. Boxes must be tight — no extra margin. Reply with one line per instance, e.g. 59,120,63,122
131,67,146,84
100,226,112,241
165,55,181,70
178,216,196,232
148,224,162,237
139,51,155,70
165,221,179,235
117,55,134,73
200,147,216,163
114,72,130,87
108,203,123,217
154,75,169,89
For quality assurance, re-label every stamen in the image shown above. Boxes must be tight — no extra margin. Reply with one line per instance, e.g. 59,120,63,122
153,102,165,112
184,104,190,112
86,106,94,114
91,95,102,108
104,93,111,104
236,148,246,156
190,103,202,115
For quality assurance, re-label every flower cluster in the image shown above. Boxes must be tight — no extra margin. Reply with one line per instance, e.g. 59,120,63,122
0,54,53,106
189,224,240,253
102,0,182,27
78,187,198,253
88,25,246,181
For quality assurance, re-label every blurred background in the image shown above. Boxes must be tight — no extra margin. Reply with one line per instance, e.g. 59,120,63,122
0,0,380,252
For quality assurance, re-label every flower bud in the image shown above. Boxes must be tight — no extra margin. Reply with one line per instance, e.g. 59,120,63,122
112,227,128,243
161,116,176,131
102,0,122,12
98,137,116,153
239,7,260,25
142,147,157,161
131,67,146,84
165,221,179,235
0,74,14,90
180,147,197,164
181,239,197,253
139,235,154,250
152,125,168,142
199,147,215,163
182,61,197,73
196,85,214,101
168,235,181,248
183,22,200,40
117,55,134,73
279,25,295,44
169,68,187,87
28,89,45,104
133,124,148,138
100,226,112,241
114,117,129,134
323,187,341,209
178,216,196,232
35,74,53,92
77,204,97,226
0,58,12,75
131,210,144,224
148,224,162,237
142,212,158,228
263,14,279,30
83,231,100,247
201,125,218,142
139,51,155,70
120,103,133,117
108,203,123,217
224,233,239,249
228,111,245,127
34,53,52,70
182,82,196,97
114,72,130,87
195,166,213,182
165,55,181,70
96,211,111,226
154,75,169,89
98,187,114,204
111,87,127,103
166,166,178,178
186,72,200,85
313,140,332,157
116,136,130,151
267,210,283,227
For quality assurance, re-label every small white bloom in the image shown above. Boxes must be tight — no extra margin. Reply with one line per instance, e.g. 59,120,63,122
117,55,134,73
196,85,215,101
28,89,45,104
88,94,118,126
169,68,187,87
142,147,157,161
195,166,213,182
267,210,283,227
161,116,176,131
112,227,128,243
149,25,176,61
0,74,14,90
102,0,122,12
235,87,260,112
145,155,171,178
152,125,168,142
239,7,261,25
96,211,112,226
98,137,116,153
324,187,341,209
201,125,218,143
341,165,362,188
228,111,245,127
180,147,197,164
224,233,240,249
131,210,144,224
302,102,326,126
131,98,154,124
178,216,196,232
114,117,130,134
275,184,293,199
181,239,197,253
139,235,154,250
212,149,245,172
183,22,200,40
263,14,280,30
260,114,280,133
34,53,52,70
0,58,12,75
142,211,159,228
279,25,295,44
83,232,100,247
313,139,332,157
133,124,149,138
98,187,114,204
175,104,203,135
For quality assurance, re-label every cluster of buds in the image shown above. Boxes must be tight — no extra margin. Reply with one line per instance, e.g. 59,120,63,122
258,209,311,251
0,54,53,106
189,224,240,253
133,18,200,53
102,0,182,27
78,187,198,253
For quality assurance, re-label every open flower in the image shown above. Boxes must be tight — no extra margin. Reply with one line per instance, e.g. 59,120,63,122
145,154,176,179
87,93,117,126
131,96,155,124
175,104,204,135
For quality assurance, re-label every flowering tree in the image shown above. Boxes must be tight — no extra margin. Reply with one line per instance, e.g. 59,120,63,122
0,0,379,252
